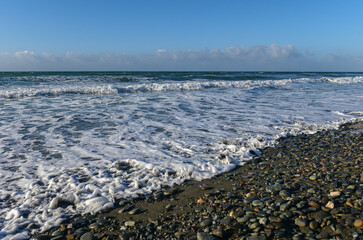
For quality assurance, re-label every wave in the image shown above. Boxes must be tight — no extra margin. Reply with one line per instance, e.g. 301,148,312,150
0,85,119,99
116,79,292,92
1,75,362,99
320,76,363,84
0,79,292,99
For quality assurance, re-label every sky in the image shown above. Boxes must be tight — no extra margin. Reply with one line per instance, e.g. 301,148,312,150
0,0,362,71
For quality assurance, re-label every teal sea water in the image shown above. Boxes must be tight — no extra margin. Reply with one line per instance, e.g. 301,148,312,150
0,72,362,238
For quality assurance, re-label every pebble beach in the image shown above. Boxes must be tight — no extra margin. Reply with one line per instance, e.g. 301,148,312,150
31,121,363,240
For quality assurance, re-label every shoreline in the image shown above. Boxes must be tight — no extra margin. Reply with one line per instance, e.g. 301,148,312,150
33,121,362,240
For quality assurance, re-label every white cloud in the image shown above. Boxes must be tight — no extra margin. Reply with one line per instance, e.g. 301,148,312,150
0,44,362,71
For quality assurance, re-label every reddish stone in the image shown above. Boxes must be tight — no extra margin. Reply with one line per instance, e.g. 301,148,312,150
308,201,320,209
354,219,363,228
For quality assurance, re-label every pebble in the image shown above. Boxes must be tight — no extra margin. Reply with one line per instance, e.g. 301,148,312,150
120,232,136,240
165,204,173,211
66,234,75,240
128,208,142,215
80,232,94,240
309,221,319,230
279,203,290,211
246,235,267,240
196,232,217,240
125,221,136,227
249,222,260,229
229,209,243,218
118,200,130,207
308,201,320,209
50,236,64,240
353,219,363,228
325,201,334,209
212,228,224,238
295,218,308,227
330,191,341,197
259,217,268,225
73,228,87,238
220,217,232,225
119,205,134,213
200,219,212,227
35,235,51,240
309,175,317,181
252,200,263,207
269,216,282,223
88,223,99,230
237,216,250,223
51,230,65,237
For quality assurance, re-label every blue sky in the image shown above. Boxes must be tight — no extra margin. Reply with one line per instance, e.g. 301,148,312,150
0,0,362,71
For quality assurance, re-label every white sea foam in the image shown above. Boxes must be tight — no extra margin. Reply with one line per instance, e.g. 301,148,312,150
1,75,362,100
0,85,118,99
0,73,362,239
0,79,292,99
321,76,363,84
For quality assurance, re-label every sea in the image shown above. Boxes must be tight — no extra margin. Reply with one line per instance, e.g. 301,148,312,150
0,72,362,239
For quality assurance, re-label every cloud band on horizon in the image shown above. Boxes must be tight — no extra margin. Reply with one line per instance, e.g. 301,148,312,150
0,44,362,72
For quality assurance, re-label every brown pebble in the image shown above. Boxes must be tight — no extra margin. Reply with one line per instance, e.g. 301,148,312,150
59,224,67,232
246,192,256,197
66,235,75,240
346,201,354,207
308,201,320,209
197,198,207,204
353,219,363,228
264,228,273,237
309,220,319,230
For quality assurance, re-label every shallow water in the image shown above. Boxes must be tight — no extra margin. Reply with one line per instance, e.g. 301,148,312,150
0,72,362,238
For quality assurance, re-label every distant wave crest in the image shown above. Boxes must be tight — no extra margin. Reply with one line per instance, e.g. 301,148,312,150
0,79,292,99
1,76,362,99
320,76,363,84
0,85,119,99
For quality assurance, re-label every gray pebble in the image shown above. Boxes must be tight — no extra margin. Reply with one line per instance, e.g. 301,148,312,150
200,219,212,227
249,222,260,229
196,232,218,240
237,216,250,223
35,235,51,240
294,218,308,227
252,200,263,207
212,228,224,238
51,230,65,237
279,203,291,211
220,217,232,225
246,234,267,240
80,232,94,240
